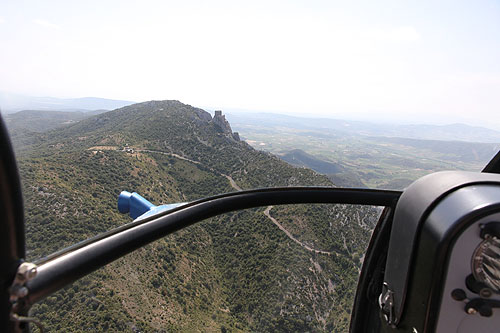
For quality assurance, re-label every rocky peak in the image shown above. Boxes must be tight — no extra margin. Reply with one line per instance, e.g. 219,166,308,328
211,110,240,141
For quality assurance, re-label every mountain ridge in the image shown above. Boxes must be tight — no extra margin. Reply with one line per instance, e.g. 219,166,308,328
227,112,500,143
13,100,377,332
0,91,135,113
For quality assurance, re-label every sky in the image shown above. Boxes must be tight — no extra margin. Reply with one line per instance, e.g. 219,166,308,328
0,0,499,127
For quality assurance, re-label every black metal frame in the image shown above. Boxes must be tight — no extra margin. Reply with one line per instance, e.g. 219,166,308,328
350,206,395,333
25,187,401,309
0,115,26,332
483,150,500,174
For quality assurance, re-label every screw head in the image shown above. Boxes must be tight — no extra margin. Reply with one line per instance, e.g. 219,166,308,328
480,288,492,298
451,288,467,301
17,263,38,281
467,307,477,315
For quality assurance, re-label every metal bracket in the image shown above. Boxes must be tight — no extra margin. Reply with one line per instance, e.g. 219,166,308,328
8,262,44,332
379,282,396,327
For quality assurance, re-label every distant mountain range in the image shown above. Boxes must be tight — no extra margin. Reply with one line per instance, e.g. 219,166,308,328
3,92,499,143
227,112,500,143
4,109,106,133
0,91,134,113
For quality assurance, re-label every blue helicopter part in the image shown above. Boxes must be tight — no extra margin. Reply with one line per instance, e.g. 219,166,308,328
118,191,186,220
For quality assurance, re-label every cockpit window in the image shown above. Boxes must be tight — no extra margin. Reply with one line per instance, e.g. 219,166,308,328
1,0,499,331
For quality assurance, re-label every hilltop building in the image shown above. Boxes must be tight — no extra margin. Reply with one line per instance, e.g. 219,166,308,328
211,110,240,141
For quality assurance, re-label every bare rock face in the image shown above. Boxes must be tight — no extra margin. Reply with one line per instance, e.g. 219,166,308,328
211,110,240,141
212,110,231,133
193,108,212,122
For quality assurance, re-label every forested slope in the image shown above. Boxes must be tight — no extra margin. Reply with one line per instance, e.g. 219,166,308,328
13,101,380,332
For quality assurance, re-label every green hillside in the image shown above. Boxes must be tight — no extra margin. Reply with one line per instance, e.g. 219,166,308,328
280,149,344,174
5,110,104,133
13,101,379,332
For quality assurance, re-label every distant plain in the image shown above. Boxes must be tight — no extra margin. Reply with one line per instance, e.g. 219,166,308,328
227,112,500,189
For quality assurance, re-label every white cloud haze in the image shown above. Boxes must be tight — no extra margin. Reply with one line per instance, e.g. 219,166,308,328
0,0,499,128
33,19,60,29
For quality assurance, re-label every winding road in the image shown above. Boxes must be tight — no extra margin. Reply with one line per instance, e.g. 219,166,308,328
138,149,333,256
264,206,335,256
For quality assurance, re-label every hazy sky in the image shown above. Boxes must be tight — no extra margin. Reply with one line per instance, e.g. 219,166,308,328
1,0,499,126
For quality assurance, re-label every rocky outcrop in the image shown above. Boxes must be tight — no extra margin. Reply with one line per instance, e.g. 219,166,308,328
211,110,240,141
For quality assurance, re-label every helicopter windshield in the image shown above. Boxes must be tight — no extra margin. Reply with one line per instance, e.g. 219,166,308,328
1,1,499,332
